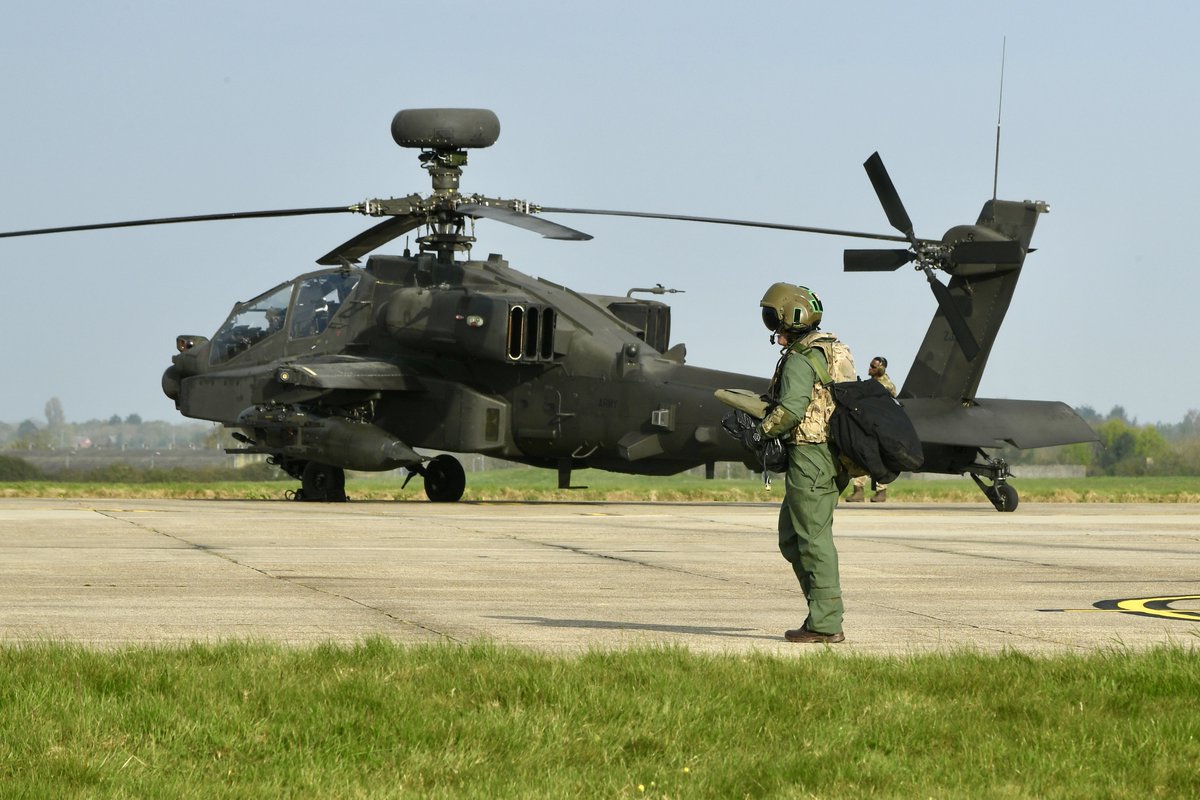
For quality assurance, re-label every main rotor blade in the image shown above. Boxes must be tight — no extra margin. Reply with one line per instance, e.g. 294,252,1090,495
539,207,913,244
456,203,592,240
843,248,915,272
925,270,981,361
863,152,916,242
316,213,425,265
0,206,356,239
950,239,1025,264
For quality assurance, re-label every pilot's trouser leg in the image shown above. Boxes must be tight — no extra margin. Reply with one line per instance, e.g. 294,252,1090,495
777,442,843,634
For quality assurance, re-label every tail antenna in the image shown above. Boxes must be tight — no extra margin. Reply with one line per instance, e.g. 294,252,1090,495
992,37,1007,202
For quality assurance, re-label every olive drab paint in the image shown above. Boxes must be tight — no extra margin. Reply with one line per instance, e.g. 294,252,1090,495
1,109,1097,508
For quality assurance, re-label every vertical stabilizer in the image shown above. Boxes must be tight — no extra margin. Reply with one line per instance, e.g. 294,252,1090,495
900,199,1048,401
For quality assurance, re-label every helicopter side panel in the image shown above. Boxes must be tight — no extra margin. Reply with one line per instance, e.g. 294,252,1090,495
269,356,425,392
177,368,261,425
504,361,765,472
374,378,515,456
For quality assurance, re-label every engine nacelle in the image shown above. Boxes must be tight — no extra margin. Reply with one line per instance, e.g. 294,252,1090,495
382,288,558,363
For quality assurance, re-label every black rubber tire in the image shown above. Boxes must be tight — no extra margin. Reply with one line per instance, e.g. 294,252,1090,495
996,483,1018,512
301,462,347,502
424,454,466,502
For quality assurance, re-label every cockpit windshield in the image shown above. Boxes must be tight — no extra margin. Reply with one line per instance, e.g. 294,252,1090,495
210,284,292,364
209,271,363,365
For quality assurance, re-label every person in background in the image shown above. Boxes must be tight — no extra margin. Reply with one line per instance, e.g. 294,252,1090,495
846,356,897,503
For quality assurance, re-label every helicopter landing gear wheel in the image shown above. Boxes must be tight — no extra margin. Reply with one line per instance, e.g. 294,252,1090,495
970,472,1018,512
968,453,1018,512
988,482,1019,513
300,462,347,502
423,454,466,502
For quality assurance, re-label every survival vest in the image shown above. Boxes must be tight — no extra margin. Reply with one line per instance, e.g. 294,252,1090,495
767,330,856,445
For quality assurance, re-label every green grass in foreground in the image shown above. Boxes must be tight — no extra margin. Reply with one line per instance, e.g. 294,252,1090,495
2,471,1199,503
2,640,1198,798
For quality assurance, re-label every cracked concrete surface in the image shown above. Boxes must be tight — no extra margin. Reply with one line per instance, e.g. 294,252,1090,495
1,498,1198,654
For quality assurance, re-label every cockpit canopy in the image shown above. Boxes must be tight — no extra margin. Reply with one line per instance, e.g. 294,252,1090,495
210,270,361,365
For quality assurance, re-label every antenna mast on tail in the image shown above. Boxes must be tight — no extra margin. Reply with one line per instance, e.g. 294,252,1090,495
992,37,1007,202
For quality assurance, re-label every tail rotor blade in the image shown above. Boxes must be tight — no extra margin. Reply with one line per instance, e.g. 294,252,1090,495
924,269,980,361
843,249,915,272
855,150,985,362
863,152,915,241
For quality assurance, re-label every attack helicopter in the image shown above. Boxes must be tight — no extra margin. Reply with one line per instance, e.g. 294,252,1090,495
0,108,1096,510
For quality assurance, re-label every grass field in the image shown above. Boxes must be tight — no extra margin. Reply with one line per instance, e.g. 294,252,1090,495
3,639,1199,798
2,470,1199,503
4,471,1198,796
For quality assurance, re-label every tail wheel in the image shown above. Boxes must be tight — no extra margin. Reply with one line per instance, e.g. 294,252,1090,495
981,481,1019,512
969,455,1018,513
993,483,1019,512
301,462,347,502
424,454,466,502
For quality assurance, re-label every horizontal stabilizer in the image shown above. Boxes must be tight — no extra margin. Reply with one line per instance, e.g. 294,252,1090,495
902,397,1098,449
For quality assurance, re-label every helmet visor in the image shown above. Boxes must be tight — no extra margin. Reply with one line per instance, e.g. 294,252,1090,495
761,307,783,331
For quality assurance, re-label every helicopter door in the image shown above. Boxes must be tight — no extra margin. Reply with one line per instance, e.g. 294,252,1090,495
511,383,577,445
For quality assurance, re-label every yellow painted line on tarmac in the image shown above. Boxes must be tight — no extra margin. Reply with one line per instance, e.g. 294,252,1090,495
1049,595,1200,622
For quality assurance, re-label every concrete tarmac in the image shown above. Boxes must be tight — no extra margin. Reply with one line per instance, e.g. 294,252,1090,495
1,497,1198,655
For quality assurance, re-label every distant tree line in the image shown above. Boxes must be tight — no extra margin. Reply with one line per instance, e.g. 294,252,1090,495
2,418,219,452
1000,406,1200,476
2,396,221,452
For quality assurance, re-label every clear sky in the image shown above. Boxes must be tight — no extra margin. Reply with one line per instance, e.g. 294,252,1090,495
1,1,1196,426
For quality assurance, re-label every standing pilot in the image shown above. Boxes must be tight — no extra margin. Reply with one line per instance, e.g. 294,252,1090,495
757,283,853,643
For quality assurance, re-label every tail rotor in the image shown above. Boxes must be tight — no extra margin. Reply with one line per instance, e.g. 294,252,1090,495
842,152,1024,362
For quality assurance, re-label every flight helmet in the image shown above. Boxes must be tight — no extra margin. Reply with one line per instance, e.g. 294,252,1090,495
760,282,823,334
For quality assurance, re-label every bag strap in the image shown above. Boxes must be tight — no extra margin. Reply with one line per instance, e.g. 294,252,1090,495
798,346,833,387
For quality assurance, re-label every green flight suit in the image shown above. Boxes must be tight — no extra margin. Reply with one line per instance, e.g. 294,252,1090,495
760,345,843,634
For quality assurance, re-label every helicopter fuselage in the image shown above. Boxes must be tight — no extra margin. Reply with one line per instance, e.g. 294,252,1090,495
162,250,765,483
5,107,1102,509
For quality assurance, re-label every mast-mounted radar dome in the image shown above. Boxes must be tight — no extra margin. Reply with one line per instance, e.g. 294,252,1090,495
391,108,500,150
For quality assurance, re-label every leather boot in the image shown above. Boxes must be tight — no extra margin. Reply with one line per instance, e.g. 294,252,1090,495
846,486,865,502
871,488,887,503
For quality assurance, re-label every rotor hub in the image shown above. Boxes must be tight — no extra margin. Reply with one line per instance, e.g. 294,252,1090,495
419,150,468,194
